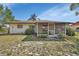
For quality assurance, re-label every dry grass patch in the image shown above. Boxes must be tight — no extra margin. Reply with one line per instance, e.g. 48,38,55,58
0,35,26,55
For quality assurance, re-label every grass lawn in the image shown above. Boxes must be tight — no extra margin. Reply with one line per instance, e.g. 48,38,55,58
0,35,26,48
0,35,78,56
0,35,26,55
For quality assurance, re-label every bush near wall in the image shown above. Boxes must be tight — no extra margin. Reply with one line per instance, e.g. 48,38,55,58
38,34,48,38
66,27,75,36
25,26,35,35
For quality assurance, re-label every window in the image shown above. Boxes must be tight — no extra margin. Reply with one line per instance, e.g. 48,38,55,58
17,24,23,28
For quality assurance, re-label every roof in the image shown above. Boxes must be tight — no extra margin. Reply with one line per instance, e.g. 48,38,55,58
71,21,79,26
5,20,72,24
36,20,72,24
5,21,36,24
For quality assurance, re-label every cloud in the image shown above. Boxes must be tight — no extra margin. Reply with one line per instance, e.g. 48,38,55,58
38,5,61,18
38,4,78,22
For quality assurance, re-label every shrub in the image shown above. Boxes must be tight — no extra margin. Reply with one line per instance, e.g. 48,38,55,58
66,27,75,36
76,27,79,32
58,33,65,39
66,36,79,55
42,30,48,34
22,35,32,41
0,26,5,32
25,26,35,35
38,34,47,38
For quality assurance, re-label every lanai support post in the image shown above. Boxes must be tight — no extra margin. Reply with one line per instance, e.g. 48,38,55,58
48,23,49,35
37,23,38,36
65,23,67,36
54,23,56,35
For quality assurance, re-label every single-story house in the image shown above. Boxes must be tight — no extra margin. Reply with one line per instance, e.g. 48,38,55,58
6,20,70,36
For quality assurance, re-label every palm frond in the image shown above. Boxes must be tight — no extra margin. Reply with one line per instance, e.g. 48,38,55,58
70,3,79,11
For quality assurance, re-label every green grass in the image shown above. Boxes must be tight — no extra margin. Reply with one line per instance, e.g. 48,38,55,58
22,35,33,41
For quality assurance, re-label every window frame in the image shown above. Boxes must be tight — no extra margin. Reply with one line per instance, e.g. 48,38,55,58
17,24,23,28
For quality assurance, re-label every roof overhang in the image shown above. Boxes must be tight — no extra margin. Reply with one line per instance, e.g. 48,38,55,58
5,20,72,24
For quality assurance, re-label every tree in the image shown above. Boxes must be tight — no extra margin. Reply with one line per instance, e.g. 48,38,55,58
0,4,5,30
28,14,37,21
0,4,4,22
0,4,15,33
3,6,14,23
0,4,15,23
70,3,79,16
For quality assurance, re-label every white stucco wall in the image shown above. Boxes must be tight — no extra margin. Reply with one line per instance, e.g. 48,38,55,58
9,24,29,34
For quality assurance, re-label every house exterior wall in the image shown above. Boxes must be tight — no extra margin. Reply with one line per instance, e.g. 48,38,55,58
9,22,67,35
9,24,29,34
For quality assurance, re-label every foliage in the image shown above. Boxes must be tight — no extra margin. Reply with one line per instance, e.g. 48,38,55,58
0,26,6,32
76,27,79,32
0,4,15,23
0,4,4,23
22,35,32,41
0,4,4,16
3,7,14,23
57,33,65,39
25,26,35,35
70,3,79,11
66,27,75,36
66,36,79,55
41,30,48,34
70,3,79,16
38,34,48,38
0,4,14,34
28,14,37,21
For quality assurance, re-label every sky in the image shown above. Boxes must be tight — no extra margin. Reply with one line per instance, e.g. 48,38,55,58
2,3,79,22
